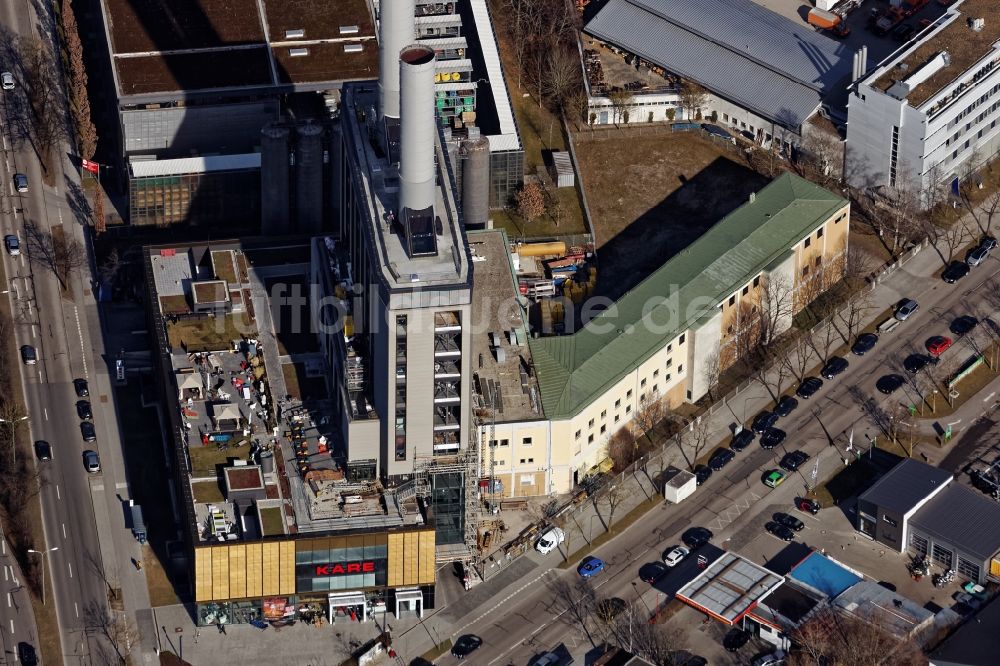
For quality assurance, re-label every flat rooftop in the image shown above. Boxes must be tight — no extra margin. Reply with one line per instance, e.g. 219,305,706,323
832,580,934,638
469,230,542,422
102,0,378,100
676,551,784,625
871,0,999,108
341,84,471,295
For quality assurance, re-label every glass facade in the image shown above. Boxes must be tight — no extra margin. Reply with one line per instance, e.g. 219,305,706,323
431,471,465,545
129,168,261,227
489,149,524,209
294,534,389,593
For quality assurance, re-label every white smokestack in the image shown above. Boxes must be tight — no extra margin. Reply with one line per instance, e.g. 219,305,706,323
378,0,416,120
399,45,437,213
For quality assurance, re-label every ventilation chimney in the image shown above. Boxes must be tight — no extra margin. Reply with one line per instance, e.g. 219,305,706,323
399,45,437,216
378,0,416,120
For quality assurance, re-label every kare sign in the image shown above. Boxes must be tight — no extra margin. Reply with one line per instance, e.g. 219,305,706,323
314,561,376,577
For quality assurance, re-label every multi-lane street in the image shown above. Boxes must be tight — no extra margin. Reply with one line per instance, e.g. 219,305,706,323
0,0,154,663
426,241,1000,665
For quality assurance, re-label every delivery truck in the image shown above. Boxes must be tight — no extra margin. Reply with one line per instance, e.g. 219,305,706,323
807,8,851,37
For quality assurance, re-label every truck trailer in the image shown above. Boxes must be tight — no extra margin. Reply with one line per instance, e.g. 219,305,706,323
807,8,851,37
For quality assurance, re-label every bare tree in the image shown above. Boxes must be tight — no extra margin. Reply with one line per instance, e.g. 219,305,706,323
543,45,583,114
24,221,87,291
85,602,140,664
790,609,925,666
601,483,631,527
701,349,721,401
678,80,709,121
676,416,713,472
547,577,597,644
607,428,638,472
632,392,668,448
780,331,816,384
835,289,874,345
20,38,66,161
796,127,844,189
854,183,925,259
607,90,634,125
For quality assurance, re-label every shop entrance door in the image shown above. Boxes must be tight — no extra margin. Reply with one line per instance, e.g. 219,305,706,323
395,587,424,619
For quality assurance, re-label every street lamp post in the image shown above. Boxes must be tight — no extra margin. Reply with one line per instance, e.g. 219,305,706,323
0,415,28,465
27,546,58,605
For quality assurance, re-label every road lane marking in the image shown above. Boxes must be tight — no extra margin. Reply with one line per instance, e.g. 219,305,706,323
74,602,79,618
985,392,996,402
68,562,72,578
9,619,12,634
61,523,66,539
6,592,10,607
30,324,36,339
56,485,60,500
2,566,6,581
74,307,87,377
43,408,47,421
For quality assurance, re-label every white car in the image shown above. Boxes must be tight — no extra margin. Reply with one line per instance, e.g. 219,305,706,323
535,527,565,554
752,650,786,666
662,545,689,567
4,234,19,256
1,72,13,90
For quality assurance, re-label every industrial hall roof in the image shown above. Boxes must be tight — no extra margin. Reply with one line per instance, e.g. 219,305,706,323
858,458,953,517
910,483,1000,562
529,173,847,420
585,0,853,128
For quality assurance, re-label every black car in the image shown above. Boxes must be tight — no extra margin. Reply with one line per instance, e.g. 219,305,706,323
76,400,93,420
730,429,755,452
876,374,905,394
775,395,799,417
796,376,824,399
773,512,805,531
904,353,934,373
780,450,809,472
34,440,52,461
639,561,669,584
596,597,628,621
982,236,998,251
694,465,713,485
80,421,96,442
943,261,970,283
451,635,483,659
751,411,778,434
759,428,786,450
73,378,89,397
821,356,849,379
708,448,735,471
723,628,751,652
951,315,979,336
17,643,37,666
765,521,795,541
851,333,879,356
682,526,713,549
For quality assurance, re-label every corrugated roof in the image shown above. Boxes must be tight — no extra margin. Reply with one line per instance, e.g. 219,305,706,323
130,153,261,178
528,173,846,420
585,0,853,127
858,458,953,516
468,0,521,153
676,551,784,624
910,483,1000,562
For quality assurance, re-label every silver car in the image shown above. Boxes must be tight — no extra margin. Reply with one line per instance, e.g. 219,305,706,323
895,299,919,321
967,245,990,267
1,72,13,90
83,450,101,473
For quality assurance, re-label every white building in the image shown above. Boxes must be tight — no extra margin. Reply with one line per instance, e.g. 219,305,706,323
847,0,1000,196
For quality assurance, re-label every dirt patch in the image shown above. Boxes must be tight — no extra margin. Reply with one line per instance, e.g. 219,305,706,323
191,480,224,503
574,130,768,300
115,48,272,95
273,42,378,84
262,0,373,41
143,543,182,608
166,311,255,352
106,0,265,54
225,467,262,490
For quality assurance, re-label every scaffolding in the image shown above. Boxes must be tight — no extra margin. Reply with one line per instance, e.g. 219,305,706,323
413,428,480,564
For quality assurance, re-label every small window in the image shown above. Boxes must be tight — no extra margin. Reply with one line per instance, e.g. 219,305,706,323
500,439,509,447
653,370,659,378
641,378,647,388
601,409,607,419
665,373,671,381
667,344,673,352
339,25,360,35
678,364,683,374
522,437,533,446
679,334,685,344
600,424,607,434
817,227,824,238
727,325,734,334
802,265,810,276
753,276,760,287
626,405,632,414
729,295,736,306
615,399,621,408
614,414,620,423
588,418,595,428
575,430,581,440
528,458,534,463
815,256,821,266
652,384,658,393
285,29,305,39
289,47,309,57
520,458,526,464
343,43,364,54
588,434,594,443
804,237,811,248
742,286,749,295
665,359,672,368
627,389,633,398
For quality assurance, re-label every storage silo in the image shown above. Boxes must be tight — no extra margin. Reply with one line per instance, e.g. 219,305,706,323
295,122,324,234
260,124,291,235
461,136,490,229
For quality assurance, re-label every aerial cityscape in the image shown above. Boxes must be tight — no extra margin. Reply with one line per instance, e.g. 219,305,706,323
0,0,999,664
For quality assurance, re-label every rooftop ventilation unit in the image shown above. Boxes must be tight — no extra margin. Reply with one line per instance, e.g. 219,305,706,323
340,25,359,34
904,51,951,89
344,43,363,53
968,17,985,32
285,29,305,39
289,48,309,57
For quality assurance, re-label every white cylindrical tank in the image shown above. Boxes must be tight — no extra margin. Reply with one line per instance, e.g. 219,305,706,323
399,45,437,214
461,136,490,229
378,0,416,120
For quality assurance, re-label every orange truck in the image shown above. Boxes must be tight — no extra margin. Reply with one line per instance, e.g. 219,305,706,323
807,8,851,38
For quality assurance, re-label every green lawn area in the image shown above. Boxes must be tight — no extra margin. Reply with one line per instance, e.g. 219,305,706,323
211,250,238,283
192,480,224,503
513,92,567,173
188,445,249,478
259,507,285,536
166,312,255,352
491,183,588,240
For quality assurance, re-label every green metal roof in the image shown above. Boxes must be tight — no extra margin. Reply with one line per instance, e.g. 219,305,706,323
528,173,847,420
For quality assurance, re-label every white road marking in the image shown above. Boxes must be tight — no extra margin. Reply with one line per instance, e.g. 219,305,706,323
74,307,87,377
30,324,36,338
9,619,12,634
43,408,48,421
6,592,10,607
985,392,996,402
3,566,7,582
56,485,60,500
58,210,62,224
74,602,79,618
67,562,72,578
61,523,66,539
26,299,31,314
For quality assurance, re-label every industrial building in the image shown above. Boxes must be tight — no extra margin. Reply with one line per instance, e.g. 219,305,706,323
476,174,850,496
846,0,1000,196
857,458,1000,584
584,0,854,145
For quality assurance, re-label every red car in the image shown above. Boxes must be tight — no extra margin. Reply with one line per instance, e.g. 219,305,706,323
926,336,954,356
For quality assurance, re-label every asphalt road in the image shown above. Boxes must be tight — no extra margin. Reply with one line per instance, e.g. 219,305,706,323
0,1,153,663
433,247,1000,666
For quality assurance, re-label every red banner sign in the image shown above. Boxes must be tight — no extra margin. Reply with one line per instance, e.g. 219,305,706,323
314,561,375,576
82,159,99,174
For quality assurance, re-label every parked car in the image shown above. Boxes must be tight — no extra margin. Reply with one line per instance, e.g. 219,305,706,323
694,465,712,485
876,374,905,394
76,400,93,420
775,395,798,417
763,470,787,488
904,353,934,373
796,497,821,514
535,527,564,554
682,527,713,549
796,377,824,398
821,356,849,379
927,335,954,356
765,521,795,541
759,428,786,450
895,299,919,321
4,234,19,256
967,245,990,267
851,333,879,356
1,72,14,90
451,635,483,660
13,173,27,193
981,236,998,251
942,261,970,283
83,449,100,473
20,345,36,365
751,411,778,433
16,643,37,666
578,556,606,578
723,628,751,652
74,378,90,397
80,422,96,442
709,448,735,471
663,546,690,567
730,429,755,452
780,450,809,472
639,561,669,584
773,512,805,531
951,315,979,336
34,440,52,461
752,650,787,666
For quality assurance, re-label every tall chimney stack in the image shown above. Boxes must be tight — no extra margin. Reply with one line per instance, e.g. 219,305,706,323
378,0,416,120
399,45,437,215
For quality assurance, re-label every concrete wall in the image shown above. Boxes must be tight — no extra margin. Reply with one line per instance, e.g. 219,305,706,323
688,309,722,403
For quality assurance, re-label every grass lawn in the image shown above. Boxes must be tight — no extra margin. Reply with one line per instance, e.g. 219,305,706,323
211,250,238,284
259,507,285,536
491,185,588,239
192,480,224,504
188,445,246,478
166,311,255,352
